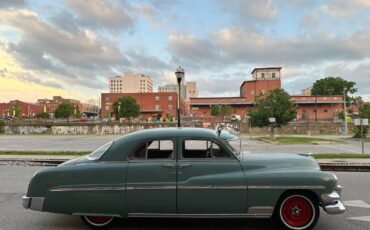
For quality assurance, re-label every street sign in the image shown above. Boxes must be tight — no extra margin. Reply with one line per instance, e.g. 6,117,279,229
354,118,369,126
269,117,276,123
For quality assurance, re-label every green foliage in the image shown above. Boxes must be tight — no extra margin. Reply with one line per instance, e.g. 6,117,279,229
352,104,370,138
113,96,140,120
311,76,360,103
210,105,233,117
54,102,74,118
0,120,4,133
11,101,22,118
36,112,50,119
249,89,297,128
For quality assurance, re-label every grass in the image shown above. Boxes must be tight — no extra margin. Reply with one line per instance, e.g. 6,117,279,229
0,151,89,156
259,136,340,143
313,153,370,159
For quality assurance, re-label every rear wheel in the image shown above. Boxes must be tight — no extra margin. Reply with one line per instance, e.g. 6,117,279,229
275,193,319,230
81,216,114,230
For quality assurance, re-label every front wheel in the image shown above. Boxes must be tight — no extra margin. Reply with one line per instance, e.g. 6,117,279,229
80,216,114,230
275,193,319,230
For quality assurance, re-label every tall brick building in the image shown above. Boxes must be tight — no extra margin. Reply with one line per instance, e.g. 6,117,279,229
190,67,346,122
101,92,182,121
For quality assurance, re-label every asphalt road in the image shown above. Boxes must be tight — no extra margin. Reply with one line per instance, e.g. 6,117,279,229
0,165,369,230
0,134,369,154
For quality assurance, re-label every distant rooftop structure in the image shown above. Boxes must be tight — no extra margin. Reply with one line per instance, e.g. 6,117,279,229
251,67,282,80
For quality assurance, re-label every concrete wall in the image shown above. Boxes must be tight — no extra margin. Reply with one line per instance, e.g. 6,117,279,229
3,122,353,135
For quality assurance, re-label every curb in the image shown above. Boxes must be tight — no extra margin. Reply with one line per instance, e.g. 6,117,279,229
1,158,370,172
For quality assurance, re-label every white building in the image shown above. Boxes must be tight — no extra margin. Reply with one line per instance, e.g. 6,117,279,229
109,72,153,93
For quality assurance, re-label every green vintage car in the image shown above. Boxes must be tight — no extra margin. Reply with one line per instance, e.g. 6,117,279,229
23,128,345,230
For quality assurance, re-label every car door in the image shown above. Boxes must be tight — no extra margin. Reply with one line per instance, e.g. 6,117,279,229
126,139,177,214
177,138,247,214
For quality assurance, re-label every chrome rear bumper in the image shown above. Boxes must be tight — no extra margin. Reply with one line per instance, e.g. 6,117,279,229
22,196,44,211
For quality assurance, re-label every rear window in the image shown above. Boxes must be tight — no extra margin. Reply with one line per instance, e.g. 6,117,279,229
88,141,113,160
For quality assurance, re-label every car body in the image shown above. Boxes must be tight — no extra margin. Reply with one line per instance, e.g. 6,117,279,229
23,128,345,229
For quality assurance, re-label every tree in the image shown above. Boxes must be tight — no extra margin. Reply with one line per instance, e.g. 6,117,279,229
11,101,22,118
36,112,50,119
112,96,140,121
353,103,370,138
54,102,74,119
311,77,360,104
248,89,297,140
210,105,232,122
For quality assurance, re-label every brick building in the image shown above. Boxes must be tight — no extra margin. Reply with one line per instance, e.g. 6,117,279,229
101,92,183,121
0,100,41,117
190,67,346,122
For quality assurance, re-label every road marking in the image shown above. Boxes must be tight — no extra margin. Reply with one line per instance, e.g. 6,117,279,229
343,200,370,209
347,216,370,222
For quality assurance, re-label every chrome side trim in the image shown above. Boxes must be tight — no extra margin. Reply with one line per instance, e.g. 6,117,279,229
177,185,247,190
126,185,176,190
50,186,126,192
246,206,274,216
73,212,122,218
128,213,270,219
22,196,44,211
248,185,325,190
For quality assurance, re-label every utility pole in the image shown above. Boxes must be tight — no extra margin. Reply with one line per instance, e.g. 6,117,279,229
343,88,348,134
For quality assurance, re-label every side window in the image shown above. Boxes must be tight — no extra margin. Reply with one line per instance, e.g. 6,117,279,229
129,140,174,160
182,140,230,159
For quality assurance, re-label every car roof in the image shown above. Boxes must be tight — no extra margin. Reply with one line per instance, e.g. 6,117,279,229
114,127,237,143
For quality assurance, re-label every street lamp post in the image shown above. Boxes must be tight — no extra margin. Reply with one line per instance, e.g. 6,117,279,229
343,87,348,134
175,66,185,127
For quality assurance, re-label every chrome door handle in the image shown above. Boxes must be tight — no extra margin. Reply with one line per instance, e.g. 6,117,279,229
162,163,176,168
178,163,191,168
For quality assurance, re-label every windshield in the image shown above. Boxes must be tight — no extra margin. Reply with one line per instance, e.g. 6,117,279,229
88,141,113,160
220,139,240,159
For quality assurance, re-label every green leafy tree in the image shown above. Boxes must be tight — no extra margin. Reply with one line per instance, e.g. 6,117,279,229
210,105,233,122
36,112,50,119
249,89,297,140
311,77,360,104
11,101,22,118
54,102,74,119
353,104,370,138
113,96,140,121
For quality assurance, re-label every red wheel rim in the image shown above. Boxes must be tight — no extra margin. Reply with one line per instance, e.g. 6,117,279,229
281,196,313,228
86,216,112,224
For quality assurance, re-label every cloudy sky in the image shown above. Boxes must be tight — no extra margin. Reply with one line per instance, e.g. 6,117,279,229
1,0,370,103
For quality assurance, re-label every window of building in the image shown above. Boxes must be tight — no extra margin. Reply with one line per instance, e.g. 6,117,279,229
168,96,172,101
168,104,172,110
272,73,276,78
128,140,174,160
105,105,109,111
324,109,328,113
251,90,255,95
155,96,160,102
105,96,110,101
155,105,160,111
261,73,265,79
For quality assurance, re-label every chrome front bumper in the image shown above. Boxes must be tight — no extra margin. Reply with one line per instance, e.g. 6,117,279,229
321,184,345,215
22,196,44,211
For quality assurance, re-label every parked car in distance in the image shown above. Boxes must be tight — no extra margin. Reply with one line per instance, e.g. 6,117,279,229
23,128,345,230
230,114,241,121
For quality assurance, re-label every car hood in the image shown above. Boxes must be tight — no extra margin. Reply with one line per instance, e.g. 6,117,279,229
58,155,91,167
239,152,320,172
